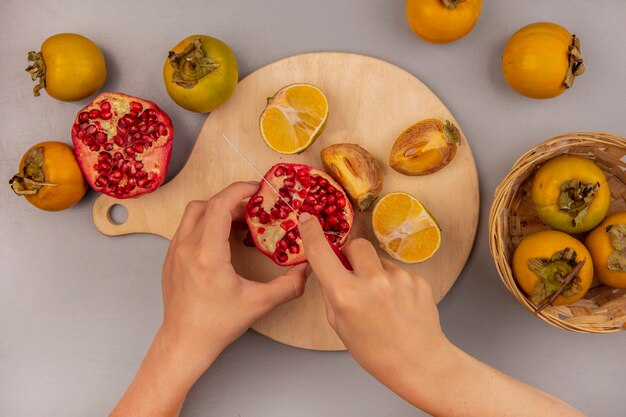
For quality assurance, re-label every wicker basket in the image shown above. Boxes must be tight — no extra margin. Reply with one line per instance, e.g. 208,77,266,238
489,132,626,333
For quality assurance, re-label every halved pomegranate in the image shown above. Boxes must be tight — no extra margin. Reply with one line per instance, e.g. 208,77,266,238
245,163,354,266
71,92,174,198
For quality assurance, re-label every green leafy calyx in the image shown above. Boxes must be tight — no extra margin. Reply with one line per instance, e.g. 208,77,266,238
168,38,219,89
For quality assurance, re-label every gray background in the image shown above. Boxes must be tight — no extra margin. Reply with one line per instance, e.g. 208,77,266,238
1,0,624,416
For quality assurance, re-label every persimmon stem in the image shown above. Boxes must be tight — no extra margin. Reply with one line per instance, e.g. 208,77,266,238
534,258,585,315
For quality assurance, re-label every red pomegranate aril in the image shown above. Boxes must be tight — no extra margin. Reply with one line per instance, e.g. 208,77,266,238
313,204,324,213
98,152,111,162
158,124,168,136
89,145,100,152
277,252,289,263
95,132,107,143
281,219,296,231
113,135,125,147
124,146,135,157
274,166,286,177
100,101,111,110
134,162,144,170
325,205,337,215
121,114,135,126
287,231,297,240
79,112,89,122
104,143,114,151
278,208,288,219
130,101,143,112
99,162,111,171
288,244,300,254
258,227,266,234
317,178,328,188
336,197,346,209
327,185,336,194
88,109,100,119
292,200,302,209
339,220,350,231
110,171,122,182
270,207,280,219
133,143,144,153
248,205,261,216
252,195,263,205
283,179,295,188
136,177,148,187
86,125,97,135
259,212,270,224
100,111,112,120
327,216,339,227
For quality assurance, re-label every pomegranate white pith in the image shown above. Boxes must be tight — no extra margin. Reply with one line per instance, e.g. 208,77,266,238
245,163,354,266
71,92,173,199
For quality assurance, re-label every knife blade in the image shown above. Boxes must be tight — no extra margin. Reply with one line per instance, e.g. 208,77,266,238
221,134,353,271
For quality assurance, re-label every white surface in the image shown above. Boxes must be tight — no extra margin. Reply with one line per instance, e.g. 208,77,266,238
1,1,624,416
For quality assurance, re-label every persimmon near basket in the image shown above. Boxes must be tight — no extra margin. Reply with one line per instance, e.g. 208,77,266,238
489,132,626,333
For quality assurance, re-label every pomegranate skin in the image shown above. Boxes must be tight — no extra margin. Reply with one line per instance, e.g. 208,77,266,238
71,92,174,199
245,163,354,266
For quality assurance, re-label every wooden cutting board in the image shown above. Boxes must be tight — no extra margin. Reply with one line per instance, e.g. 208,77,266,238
92,52,479,351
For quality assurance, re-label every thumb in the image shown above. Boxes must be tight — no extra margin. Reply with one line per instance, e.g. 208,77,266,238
254,264,308,314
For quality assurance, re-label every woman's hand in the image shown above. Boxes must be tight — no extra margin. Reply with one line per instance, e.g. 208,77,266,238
298,212,586,417
297,212,448,382
110,182,307,417
160,181,308,368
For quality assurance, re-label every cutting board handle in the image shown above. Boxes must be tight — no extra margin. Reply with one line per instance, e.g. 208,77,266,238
92,192,175,239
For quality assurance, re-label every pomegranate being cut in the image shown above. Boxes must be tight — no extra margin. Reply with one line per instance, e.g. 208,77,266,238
245,163,354,266
71,92,173,198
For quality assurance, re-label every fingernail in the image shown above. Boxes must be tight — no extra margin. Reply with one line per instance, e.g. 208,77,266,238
299,212,312,223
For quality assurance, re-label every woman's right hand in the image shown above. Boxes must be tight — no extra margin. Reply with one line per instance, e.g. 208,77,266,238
297,212,451,382
298,212,586,417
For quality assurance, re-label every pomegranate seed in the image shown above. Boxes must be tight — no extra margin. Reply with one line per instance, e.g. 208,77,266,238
114,136,125,147
279,240,288,250
101,111,112,120
140,111,150,121
86,125,97,135
88,109,100,119
158,123,168,136
279,188,289,197
252,196,263,205
135,162,144,170
139,124,149,133
143,179,155,188
124,146,135,157
325,205,337,215
281,219,296,231
130,101,143,112
77,131,86,139
317,178,328,188
99,162,111,172
98,152,112,162
327,216,339,226
292,200,302,209
133,143,144,153
270,208,280,219
89,145,100,151
100,101,111,110
287,231,297,241
327,186,336,193
110,171,122,182
259,212,270,224
258,227,266,234
283,179,295,188
313,204,324,213
122,114,136,126
248,205,261,216
105,143,114,151
336,197,346,208
95,132,107,143
319,188,327,196
288,244,300,254
137,177,148,187
127,178,136,188
117,125,128,135
135,171,147,180
276,252,288,263
274,166,286,177
306,195,316,204
278,208,288,219
78,112,89,122
113,152,123,160
327,195,336,205
339,220,350,231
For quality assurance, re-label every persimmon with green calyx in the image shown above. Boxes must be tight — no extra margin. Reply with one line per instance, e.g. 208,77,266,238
163,35,238,113
585,212,626,289
532,155,610,234
406,0,482,44
26,33,106,101
513,231,593,309
10,142,87,211
502,22,585,99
